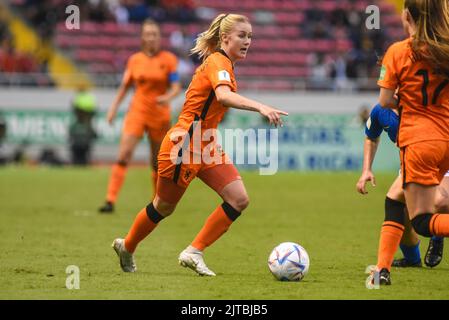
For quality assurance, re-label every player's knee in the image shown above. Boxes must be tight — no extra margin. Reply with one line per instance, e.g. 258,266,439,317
118,149,134,164
152,198,176,217
116,160,128,167
229,194,249,212
434,192,449,212
239,195,250,211
117,149,133,164
411,213,433,237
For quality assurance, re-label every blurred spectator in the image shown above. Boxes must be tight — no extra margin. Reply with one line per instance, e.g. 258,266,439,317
194,6,217,21
304,2,326,24
307,52,331,90
20,0,59,41
302,2,329,39
310,23,329,39
88,0,114,22
253,11,274,25
3,1,55,86
69,85,97,165
346,0,364,49
0,37,37,73
301,0,387,90
126,0,150,23
0,19,8,42
72,83,97,115
168,25,199,67
330,2,350,28
329,50,356,92
177,51,194,87
169,25,194,56
108,0,129,24
10,0,392,91
160,0,196,23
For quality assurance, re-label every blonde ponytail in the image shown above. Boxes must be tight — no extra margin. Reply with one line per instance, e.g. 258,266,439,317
191,13,249,60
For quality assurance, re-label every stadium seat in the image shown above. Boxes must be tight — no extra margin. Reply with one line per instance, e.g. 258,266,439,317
53,0,403,90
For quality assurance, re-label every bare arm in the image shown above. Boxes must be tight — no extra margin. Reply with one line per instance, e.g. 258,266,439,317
379,87,398,109
356,137,380,194
107,82,132,125
215,85,288,127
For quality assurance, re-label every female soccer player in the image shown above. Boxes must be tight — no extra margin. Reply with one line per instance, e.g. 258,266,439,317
112,14,288,275
375,0,449,284
356,103,446,283
99,19,181,213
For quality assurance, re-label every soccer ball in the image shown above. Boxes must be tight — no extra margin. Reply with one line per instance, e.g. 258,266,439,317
268,242,310,281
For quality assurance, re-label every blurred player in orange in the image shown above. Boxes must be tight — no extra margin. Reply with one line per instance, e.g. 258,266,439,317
373,0,449,285
99,19,181,213
112,13,288,275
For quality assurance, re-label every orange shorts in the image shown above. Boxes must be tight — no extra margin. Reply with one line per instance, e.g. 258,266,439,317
156,164,242,204
400,140,449,186
122,112,171,143
156,133,241,202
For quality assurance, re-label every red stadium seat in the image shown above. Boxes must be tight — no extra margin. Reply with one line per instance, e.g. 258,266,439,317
77,36,98,49
102,22,120,34
80,22,99,35
55,35,72,48
54,0,401,90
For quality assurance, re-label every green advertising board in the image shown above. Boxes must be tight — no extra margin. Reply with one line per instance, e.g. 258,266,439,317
1,109,399,171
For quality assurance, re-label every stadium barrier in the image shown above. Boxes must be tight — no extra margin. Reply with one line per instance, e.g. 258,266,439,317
0,88,399,171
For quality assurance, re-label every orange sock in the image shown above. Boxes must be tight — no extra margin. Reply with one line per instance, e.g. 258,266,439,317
124,204,164,253
430,214,449,237
376,221,404,271
191,203,241,251
106,163,127,203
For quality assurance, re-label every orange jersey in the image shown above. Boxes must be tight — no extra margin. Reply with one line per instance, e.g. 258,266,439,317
123,50,178,123
157,50,238,187
173,50,237,134
378,38,449,147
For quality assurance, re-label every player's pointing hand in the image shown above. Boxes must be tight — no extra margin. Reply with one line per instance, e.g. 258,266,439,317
260,105,288,127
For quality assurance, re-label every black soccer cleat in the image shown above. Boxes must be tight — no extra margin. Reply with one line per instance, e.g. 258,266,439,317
98,201,114,213
378,268,391,285
425,238,444,268
392,258,422,268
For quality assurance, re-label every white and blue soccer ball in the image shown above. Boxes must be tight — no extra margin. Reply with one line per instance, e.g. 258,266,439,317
268,242,310,281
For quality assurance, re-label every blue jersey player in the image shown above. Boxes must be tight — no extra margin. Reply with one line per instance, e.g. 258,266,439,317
356,104,445,279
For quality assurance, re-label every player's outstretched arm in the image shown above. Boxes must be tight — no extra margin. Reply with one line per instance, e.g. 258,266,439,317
215,85,288,127
356,137,379,195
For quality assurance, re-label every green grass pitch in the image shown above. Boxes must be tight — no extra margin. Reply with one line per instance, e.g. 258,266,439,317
1,167,448,299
